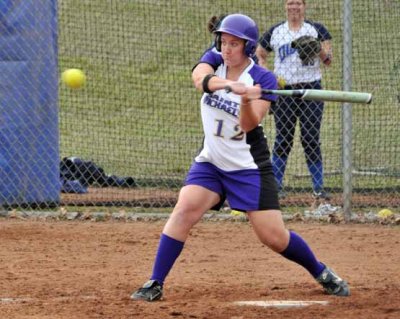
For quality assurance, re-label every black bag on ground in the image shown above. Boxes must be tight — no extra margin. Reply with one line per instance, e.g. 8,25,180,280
60,157,137,188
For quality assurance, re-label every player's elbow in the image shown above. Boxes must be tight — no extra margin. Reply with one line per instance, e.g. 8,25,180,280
192,74,204,91
240,125,256,133
239,119,259,133
322,54,332,66
323,58,332,66
255,46,268,68
321,43,333,66
192,63,215,91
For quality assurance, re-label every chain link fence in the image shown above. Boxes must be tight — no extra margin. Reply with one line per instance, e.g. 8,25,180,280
0,0,399,216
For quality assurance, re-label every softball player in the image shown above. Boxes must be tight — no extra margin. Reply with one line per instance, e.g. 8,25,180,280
256,0,333,199
131,14,348,302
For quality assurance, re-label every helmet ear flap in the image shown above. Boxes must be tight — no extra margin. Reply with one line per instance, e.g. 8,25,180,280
245,41,256,57
215,33,222,52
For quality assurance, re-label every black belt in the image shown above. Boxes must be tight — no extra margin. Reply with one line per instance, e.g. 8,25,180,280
284,80,321,90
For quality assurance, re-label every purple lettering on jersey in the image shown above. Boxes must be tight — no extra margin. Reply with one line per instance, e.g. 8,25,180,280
204,94,240,117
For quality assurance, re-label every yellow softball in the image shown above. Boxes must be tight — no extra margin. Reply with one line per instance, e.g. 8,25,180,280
62,68,86,89
377,209,394,218
230,210,244,216
277,76,286,89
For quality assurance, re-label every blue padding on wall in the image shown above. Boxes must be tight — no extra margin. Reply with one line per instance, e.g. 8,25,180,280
0,0,59,206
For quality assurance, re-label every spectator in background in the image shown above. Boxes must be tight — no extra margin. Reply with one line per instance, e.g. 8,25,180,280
256,0,333,200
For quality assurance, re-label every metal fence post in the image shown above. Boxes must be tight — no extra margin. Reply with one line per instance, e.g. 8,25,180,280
342,0,353,221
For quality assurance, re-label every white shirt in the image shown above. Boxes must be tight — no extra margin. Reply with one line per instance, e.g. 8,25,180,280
259,20,332,85
194,58,277,171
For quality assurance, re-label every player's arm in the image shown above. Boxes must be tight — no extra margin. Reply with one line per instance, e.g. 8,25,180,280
255,45,271,69
315,23,333,66
240,70,278,129
319,39,333,66
257,27,274,69
192,63,224,92
239,91,270,132
192,63,246,94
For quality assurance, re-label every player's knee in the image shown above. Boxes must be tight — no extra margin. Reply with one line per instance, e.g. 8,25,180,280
302,141,321,157
259,228,289,252
169,204,202,228
300,136,319,149
274,143,292,157
303,146,322,163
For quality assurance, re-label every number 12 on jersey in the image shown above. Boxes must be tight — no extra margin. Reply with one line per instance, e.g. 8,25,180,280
214,119,244,141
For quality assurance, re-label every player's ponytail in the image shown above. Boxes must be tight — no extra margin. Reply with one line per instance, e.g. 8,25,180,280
207,14,227,34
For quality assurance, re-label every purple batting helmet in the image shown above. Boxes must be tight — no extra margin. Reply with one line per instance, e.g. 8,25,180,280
214,14,259,57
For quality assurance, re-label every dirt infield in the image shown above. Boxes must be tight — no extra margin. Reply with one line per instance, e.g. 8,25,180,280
60,187,400,208
0,220,399,319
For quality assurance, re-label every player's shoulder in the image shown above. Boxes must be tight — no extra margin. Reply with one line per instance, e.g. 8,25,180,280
304,19,326,28
269,21,286,31
250,63,273,75
248,64,277,101
264,21,286,35
194,46,223,71
259,21,286,50
249,64,276,85
304,20,332,39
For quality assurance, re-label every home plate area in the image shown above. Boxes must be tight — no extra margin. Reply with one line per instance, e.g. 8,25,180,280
234,300,329,308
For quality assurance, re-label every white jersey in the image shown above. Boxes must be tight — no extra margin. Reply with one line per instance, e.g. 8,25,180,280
194,54,278,171
259,20,332,85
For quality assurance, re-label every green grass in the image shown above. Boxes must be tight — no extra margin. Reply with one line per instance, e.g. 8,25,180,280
58,0,400,190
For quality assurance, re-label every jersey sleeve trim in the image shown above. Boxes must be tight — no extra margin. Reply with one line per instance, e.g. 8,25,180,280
192,47,223,72
249,65,278,102
258,21,284,52
306,20,332,41
191,61,218,73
